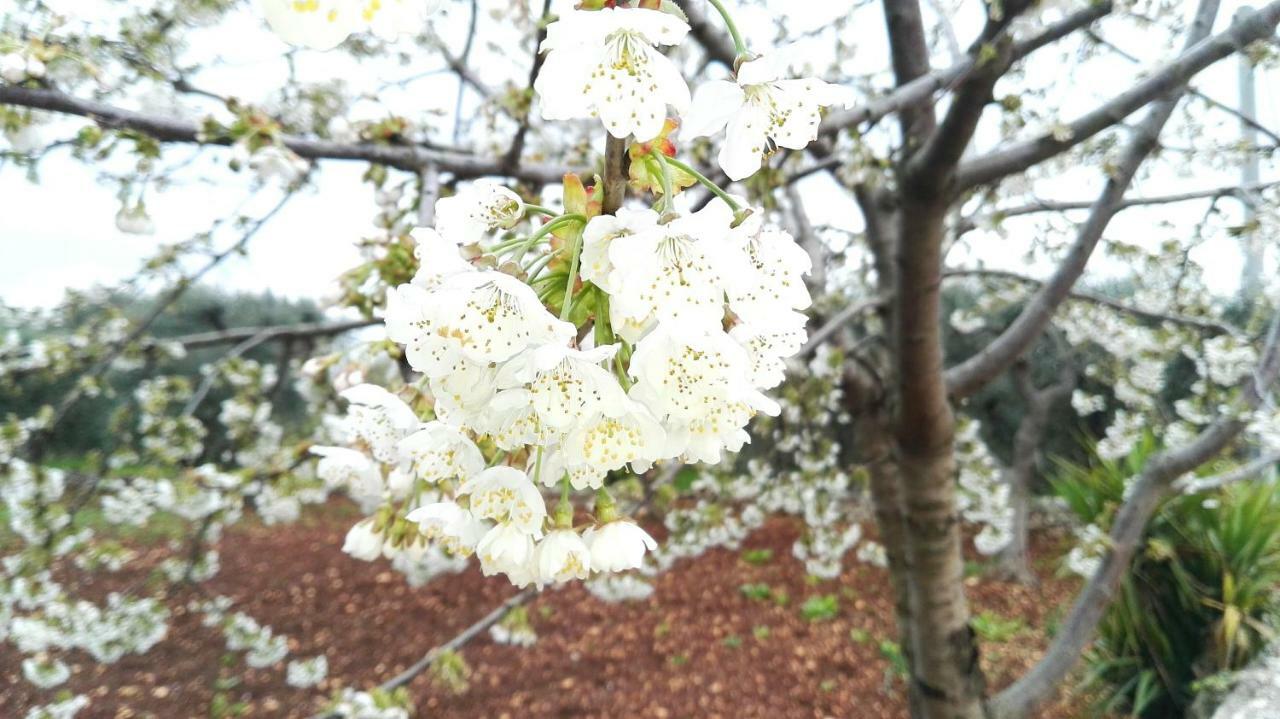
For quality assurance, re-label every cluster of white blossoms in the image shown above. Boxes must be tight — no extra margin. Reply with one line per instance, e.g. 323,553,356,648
954,418,1014,556
357,171,816,587
286,655,330,688
260,0,442,49
247,1,851,591
534,5,854,180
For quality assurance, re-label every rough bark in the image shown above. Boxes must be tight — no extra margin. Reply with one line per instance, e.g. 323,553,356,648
602,135,630,216
894,197,986,719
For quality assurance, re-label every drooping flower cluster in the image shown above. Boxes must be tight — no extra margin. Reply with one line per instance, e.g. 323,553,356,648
347,174,815,587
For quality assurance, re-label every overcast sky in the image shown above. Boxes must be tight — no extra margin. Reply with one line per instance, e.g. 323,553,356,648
1,0,1276,309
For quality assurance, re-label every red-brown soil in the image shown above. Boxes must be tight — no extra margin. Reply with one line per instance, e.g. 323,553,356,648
0,509,1092,719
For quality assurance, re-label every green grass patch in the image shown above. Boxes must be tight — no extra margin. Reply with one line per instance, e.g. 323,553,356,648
800,595,839,622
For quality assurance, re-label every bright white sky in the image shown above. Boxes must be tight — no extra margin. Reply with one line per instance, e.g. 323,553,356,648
1,0,1276,308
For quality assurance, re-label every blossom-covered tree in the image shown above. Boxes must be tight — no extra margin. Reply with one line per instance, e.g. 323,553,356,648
3,1,1280,718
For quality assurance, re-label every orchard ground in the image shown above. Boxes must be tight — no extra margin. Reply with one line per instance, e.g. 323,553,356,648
0,503,1097,718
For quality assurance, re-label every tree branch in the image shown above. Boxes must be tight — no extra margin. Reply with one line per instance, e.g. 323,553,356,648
881,0,937,146
820,3,1112,138
0,84,570,183
958,179,1280,234
906,32,1011,188
160,318,379,351
501,0,553,172
942,268,1241,336
1173,450,1280,493
944,0,1227,399
955,2,1280,191
309,588,535,719
799,296,886,358
1088,29,1280,148
602,135,629,215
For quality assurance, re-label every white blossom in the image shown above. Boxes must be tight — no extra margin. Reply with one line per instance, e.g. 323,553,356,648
311,445,382,500
396,421,484,484
585,573,655,602
534,529,592,585
410,227,473,289
385,274,574,377
584,520,657,573
427,357,498,430
241,143,309,184
340,384,421,462
535,7,691,141
1,52,27,83
405,501,488,556
684,53,855,180
342,519,384,561
286,655,329,688
494,343,627,435
458,466,546,535
22,657,70,689
436,182,524,246
475,522,537,577
23,695,89,719
629,324,778,462
114,203,156,236
720,216,813,324
607,204,737,335
730,317,808,390
559,397,667,489
579,207,661,294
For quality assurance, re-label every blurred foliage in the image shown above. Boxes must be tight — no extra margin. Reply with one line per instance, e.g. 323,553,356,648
0,285,324,458
1054,439,1280,717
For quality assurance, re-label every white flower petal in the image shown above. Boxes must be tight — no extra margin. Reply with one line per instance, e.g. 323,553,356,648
683,80,746,138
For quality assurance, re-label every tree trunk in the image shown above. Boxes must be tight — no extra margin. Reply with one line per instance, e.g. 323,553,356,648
995,460,1035,585
997,359,1074,583
894,198,986,719
853,408,924,714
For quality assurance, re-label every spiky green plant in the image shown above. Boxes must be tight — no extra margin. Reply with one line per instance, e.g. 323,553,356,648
1053,439,1280,717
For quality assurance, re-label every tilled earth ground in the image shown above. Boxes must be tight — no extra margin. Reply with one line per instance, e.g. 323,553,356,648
1,508,1092,718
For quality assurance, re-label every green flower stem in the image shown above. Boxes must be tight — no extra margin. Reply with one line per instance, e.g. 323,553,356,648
524,203,557,218
554,476,574,529
707,0,749,57
594,487,619,524
487,236,530,253
662,155,742,213
594,293,615,347
523,250,556,280
560,227,583,321
512,214,586,265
